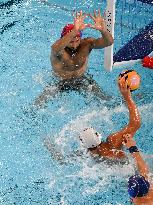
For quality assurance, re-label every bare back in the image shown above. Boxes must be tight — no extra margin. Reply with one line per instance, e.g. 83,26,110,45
51,38,93,80
132,185,153,204
88,81,141,159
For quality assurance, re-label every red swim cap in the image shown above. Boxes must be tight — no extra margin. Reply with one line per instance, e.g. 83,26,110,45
142,56,153,69
61,24,82,38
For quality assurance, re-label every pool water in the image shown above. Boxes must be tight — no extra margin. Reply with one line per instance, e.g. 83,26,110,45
0,0,153,204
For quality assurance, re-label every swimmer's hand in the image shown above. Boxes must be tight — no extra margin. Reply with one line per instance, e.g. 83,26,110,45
118,78,130,97
73,10,88,31
88,9,107,32
122,134,136,148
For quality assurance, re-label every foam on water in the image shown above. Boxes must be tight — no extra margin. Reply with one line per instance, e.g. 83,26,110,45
43,100,153,196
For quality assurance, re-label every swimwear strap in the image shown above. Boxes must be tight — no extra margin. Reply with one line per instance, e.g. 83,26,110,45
129,146,139,153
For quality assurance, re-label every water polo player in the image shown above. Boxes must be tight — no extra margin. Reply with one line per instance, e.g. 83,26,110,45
80,75,141,159
51,10,113,80
34,10,114,107
123,134,153,204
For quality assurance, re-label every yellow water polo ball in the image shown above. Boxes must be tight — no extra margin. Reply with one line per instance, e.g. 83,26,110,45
118,70,141,91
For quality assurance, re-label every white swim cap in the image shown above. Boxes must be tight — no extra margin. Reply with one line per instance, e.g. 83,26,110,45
79,127,102,148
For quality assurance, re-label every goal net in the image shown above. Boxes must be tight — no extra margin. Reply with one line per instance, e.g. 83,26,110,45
104,0,153,71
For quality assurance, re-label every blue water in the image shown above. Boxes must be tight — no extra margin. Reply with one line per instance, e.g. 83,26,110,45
0,0,153,204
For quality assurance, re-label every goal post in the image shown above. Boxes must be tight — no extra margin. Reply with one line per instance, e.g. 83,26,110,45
104,0,116,72
104,0,153,71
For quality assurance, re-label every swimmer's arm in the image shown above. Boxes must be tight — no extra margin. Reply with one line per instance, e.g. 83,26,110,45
123,136,149,180
86,30,114,50
131,151,149,180
119,81,141,135
123,92,141,135
105,96,140,149
106,83,140,150
51,28,79,55
107,91,141,148
132,195,152,204
87,10,114,49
